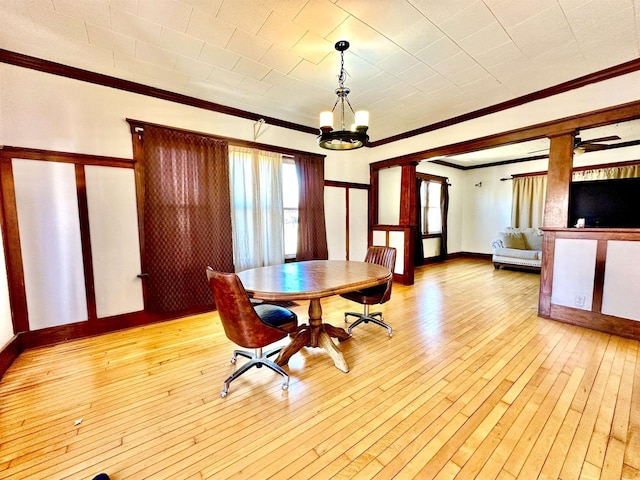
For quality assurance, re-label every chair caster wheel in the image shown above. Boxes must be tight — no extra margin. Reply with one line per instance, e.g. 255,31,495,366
230,357,236,364
220,390,227,398
282,383,289,391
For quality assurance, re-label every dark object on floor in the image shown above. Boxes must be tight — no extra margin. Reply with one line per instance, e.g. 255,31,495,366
92,474,110,480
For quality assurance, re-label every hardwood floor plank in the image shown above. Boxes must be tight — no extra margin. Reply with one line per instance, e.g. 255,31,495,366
625,345,640,473
0,258,637,480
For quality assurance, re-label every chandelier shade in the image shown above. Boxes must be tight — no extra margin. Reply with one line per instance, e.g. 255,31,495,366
318,41,369,150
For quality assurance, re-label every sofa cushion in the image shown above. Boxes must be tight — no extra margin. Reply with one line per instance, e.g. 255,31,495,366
494,247,541,260
499,231,526,249
521,228,543,250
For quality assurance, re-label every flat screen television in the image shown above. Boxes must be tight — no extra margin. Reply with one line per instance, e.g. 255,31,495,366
568,177,640,228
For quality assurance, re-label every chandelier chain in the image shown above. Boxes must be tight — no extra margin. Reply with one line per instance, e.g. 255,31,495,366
338,50,346,87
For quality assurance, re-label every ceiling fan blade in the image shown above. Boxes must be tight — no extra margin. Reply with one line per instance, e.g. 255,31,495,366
579,135,621,145
581,143,610,151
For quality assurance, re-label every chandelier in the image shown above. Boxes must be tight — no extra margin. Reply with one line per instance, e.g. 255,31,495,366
318,40,369,150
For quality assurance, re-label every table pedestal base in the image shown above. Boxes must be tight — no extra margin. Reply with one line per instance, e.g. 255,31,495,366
275,298,351,372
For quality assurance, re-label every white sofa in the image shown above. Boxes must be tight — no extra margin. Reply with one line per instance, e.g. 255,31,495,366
491,227,543,271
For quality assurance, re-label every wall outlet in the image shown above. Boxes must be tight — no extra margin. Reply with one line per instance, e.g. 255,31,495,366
575,295,586,308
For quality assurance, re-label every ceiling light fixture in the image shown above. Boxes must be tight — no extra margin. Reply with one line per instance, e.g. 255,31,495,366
318,40,369,150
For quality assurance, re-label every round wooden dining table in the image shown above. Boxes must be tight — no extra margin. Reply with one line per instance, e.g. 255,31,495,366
237,260,393,372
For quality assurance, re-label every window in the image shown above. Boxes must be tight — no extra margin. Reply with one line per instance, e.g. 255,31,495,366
282,159,299,258
420,180,442,235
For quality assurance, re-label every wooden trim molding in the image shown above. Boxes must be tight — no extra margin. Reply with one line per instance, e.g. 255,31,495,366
371,99,640,170
592,240,607,314
0,335,20,377
4,48,640,150
510,158,640,179
0,146,134,168
324,180,369,189
549,304,640,341
0,160,28,333
539,228,640,341
75,165,97,321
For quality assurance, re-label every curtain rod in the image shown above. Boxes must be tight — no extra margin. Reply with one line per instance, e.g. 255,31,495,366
126,118,326,160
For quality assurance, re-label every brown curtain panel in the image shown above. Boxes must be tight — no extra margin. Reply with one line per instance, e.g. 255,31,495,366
140,126,234,312
295,154,328,261
439,181,449,259
414,178,424,266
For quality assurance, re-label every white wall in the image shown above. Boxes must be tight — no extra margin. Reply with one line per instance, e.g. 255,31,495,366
85,166,144,318
460,158,549,253
0,63,374,333
377,167,401,225
12,159,88,329
1,61,640,335
602,241,640,321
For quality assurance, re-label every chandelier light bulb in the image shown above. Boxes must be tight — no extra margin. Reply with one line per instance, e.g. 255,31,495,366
355,110,369,128
319,111,334,130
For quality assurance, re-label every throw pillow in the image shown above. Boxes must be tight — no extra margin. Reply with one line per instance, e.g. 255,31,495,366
499,231,526,250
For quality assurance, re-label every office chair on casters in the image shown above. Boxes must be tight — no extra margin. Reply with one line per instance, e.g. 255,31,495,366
206,268,299,398
341,246,396,337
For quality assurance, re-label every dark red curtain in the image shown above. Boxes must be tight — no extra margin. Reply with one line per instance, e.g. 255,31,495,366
140,126,233,312
439,181,449,259
415,178,424,266
295,154,328,261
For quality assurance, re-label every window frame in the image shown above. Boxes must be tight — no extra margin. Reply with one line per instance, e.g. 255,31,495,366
418,173,446,239
282,157,298,260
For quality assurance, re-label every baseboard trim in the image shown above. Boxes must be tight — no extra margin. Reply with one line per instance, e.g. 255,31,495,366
548,304,640,341
419,252,492,262
451,252,493,260
19,306,214,350
0,306,216,378
0,335,21,377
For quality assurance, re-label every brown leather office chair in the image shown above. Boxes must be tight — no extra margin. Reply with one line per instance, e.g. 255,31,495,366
340,246,396,337
206,268,298,397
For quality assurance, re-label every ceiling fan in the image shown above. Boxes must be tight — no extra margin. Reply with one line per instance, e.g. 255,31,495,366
528,134,622,155
572,135,621,155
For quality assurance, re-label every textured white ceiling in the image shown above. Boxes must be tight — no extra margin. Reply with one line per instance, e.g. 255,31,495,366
2,0,640,144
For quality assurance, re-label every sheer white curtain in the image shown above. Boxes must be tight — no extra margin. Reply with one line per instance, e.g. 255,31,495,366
229,146,285,271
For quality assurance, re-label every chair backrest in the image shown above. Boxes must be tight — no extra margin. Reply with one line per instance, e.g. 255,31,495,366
364,246,396,304
206,268,286,349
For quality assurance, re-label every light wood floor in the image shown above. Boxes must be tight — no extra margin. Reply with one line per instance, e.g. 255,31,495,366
1,258,638,480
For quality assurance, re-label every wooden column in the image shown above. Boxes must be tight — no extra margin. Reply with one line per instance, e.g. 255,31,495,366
539,132,574,317
399,162,417,285
543,132,575,228
368,167,379,247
